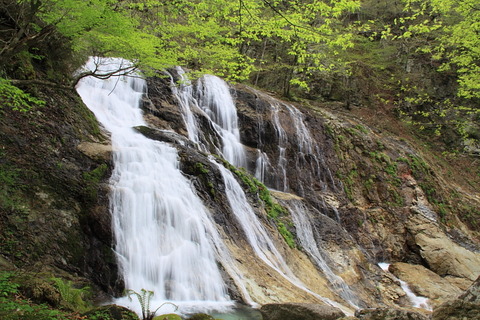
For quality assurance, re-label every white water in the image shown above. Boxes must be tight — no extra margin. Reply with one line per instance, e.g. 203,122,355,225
170,69,246,168
286,200,358,308
213,159,352,315
197,75,246,168
271,103,289,191
169,66,201,145
76,57,234,314
254,150,270,183
378,263,431,311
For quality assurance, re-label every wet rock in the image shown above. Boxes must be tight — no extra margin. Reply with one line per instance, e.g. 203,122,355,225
260,303,345,320
389,262,462,307
432,276,480,320
355,307,429,320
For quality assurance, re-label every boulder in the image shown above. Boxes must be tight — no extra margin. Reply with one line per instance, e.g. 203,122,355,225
260,303,345,320
389,262,462,306
432,276,480,320
82,305,139,320
407,209,480,281
355,308,429,320
77,142,112,161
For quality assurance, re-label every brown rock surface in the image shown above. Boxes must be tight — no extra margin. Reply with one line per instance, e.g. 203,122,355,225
355,308,429,320
407,208,480,281
389,262,462,306
260,303,345,320
432,276,480,320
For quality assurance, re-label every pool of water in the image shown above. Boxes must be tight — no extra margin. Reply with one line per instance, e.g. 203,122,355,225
210,305,263,320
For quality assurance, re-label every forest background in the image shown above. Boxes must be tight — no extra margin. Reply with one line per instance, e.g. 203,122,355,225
1,0,479,153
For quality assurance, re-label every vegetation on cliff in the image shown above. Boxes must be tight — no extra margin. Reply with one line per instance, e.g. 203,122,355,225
0,0,479,318
1,0,478,153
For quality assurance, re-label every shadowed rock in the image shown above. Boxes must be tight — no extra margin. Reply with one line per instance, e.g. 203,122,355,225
260,303,345,320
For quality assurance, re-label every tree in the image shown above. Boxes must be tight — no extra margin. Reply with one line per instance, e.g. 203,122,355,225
0,0,176,86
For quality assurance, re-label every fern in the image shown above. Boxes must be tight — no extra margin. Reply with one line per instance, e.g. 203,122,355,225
127,289,177,320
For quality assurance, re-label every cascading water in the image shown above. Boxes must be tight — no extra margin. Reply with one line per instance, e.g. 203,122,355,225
378,263,431,310
212,159,352,315
170,69,246,168
271,103,289,191
254,150,270,183
284,200,358,308
76,57,234,314
168,66,201,145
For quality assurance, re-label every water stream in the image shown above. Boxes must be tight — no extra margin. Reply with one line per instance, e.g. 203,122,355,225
213,159,352,315
76,57,235,314
378,263,431,310
284,200,358,308
170,69,246,168
77,59,356,317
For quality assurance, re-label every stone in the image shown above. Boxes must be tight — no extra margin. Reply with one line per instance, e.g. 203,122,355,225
260,303,345,320
407,210,480,281
77,142,112,161
82,305,139,320
432,276,480,320
389,262,462,306
355,308,429,320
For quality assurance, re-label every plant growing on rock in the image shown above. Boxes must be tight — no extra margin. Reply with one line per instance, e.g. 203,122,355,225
127,289,177,320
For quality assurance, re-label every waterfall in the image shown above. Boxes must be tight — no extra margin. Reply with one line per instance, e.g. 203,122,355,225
170,69,246,168
284,200,358,308
76,57,234,314
212,159,352,315
168,66,201,145
254,150,270,183
378,263,431,310
271,103,289,191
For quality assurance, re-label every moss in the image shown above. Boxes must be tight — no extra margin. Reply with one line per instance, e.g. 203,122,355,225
187,314,215,320
154,314,182,320
82,164,108,201
194,162,209,174
218,156,295,248
277,222,296,248
324,123,334,137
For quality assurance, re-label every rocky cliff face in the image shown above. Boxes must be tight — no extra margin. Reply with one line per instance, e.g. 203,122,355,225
0,86,120,294
1,68,479,317
139,70,480,313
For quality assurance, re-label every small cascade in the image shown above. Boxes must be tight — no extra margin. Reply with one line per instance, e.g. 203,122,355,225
212,159,351,315
264,100,335,194
170,68,246,168
168,67,201,145
196,75,246,168
378,263,431,311
271,103,289,191
284,200,358,308
76,57,234,314
254,150,270,183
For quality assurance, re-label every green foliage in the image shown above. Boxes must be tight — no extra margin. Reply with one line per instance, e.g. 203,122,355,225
194,162,209,174
277,222,296,248
219,157,295,248
82,164,108,200
127,289,177,320
51,278,91,312
0,77,45,112
0,272,69,320
153,314,182,320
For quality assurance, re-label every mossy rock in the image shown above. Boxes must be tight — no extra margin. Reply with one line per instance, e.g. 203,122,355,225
82,305,139,320
153,314,183,320
20,277,61,308
187,313,215,320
